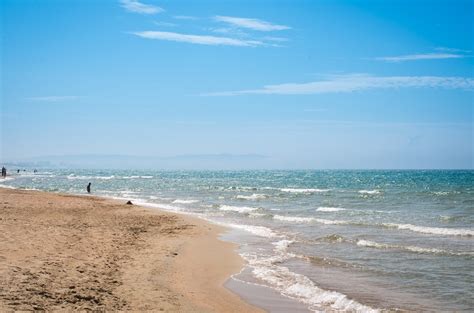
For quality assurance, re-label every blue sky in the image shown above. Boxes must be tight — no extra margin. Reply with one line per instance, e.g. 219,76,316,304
1,0,473,169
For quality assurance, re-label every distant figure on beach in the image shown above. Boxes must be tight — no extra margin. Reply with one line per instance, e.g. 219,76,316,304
17,169,20,173
87,182,91,193
34,169,38,173
1,167,6,178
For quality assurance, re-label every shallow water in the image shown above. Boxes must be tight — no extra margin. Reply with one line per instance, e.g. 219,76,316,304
1,170,473,312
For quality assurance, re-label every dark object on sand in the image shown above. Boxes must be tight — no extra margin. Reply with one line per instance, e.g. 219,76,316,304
87,182,91,193
126,200,133,205
1,166,6,178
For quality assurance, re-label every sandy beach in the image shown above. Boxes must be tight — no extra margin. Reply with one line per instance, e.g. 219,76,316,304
0,188,263,312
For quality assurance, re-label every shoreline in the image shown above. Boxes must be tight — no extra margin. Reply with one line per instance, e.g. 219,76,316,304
0,188,263,312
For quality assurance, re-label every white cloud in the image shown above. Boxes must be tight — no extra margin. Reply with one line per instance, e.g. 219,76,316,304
120,0,163,15
376,53,466,62
131,30,263,46
153,21,177,27
26,96,80,102
262,36,289,42
173,15,198,20
435,47,471,53
214,15,290,31
203,74,474,96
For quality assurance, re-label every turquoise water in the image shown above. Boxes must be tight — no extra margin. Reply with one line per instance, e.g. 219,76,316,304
1,170,473,312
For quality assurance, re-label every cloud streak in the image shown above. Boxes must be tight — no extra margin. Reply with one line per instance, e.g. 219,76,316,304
214,15,290,31
203,74,474,96
26,96,80,102
120,0,163,15
376,52,467,62
173,15,198,20
131,30,262,46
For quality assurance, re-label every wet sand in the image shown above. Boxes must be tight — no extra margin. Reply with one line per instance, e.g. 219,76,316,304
0,188,263,312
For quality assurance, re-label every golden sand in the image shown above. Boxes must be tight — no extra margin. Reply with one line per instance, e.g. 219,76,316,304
0,188,262,312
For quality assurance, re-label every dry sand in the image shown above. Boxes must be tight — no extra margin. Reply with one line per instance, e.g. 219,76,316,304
0,188,263,312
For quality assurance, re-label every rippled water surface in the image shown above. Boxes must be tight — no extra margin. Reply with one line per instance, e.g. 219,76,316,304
2,170,473,312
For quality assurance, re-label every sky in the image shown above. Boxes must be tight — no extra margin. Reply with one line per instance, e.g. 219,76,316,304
1,0,473,169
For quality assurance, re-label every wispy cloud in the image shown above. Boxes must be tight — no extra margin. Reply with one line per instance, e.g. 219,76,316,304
214,15,290,31
209,27,248,37
203,74,474,96
262,36,289,42
131,30,262,47
120,0,163,15
376,53,466,62
26,96,80,102
173,15,198,20
435,47,471,53
153,21,177,27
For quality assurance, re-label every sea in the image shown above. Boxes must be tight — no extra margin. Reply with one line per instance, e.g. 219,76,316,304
1,169,473,312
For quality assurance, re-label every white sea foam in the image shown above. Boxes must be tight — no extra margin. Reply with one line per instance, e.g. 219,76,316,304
272,239,294,253
432,191,460,196
220,205,259,213
236,193,268,200
274,215,350,225
274,215,315,223
122,175,153,179
241,252,378,312
0,184,17,189
172,199,199,204
358,190,381,195
356,239,470,256
281,188,330,193
132,200,184,212
67,175,115,180
382,223,474,237
316,207,346,212
226,223,279,238
248,212,267,218
314,218,350,225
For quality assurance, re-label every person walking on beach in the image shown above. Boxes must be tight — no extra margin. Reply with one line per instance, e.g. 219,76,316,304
87,182,91,193
1,167,6,178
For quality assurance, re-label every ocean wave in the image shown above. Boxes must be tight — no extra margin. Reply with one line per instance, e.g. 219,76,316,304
122,175,153,179
274,215,351,225
67,175,115,180
226,223,280,238
358,190,381,195
382,223,474,237
272,239,294,253
172,199,199,204
314,218,350,225
316,207,346,212
240,234,377,312
220,205,259,213
432,191,461,196
235,193,268,200
242,252,378,312
0,184,17,189
307,256,357,269
274,215,314,223
356,239,473,256
248,212,268,218
131,200,184,213
316,234,345,243
281,188,330,193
